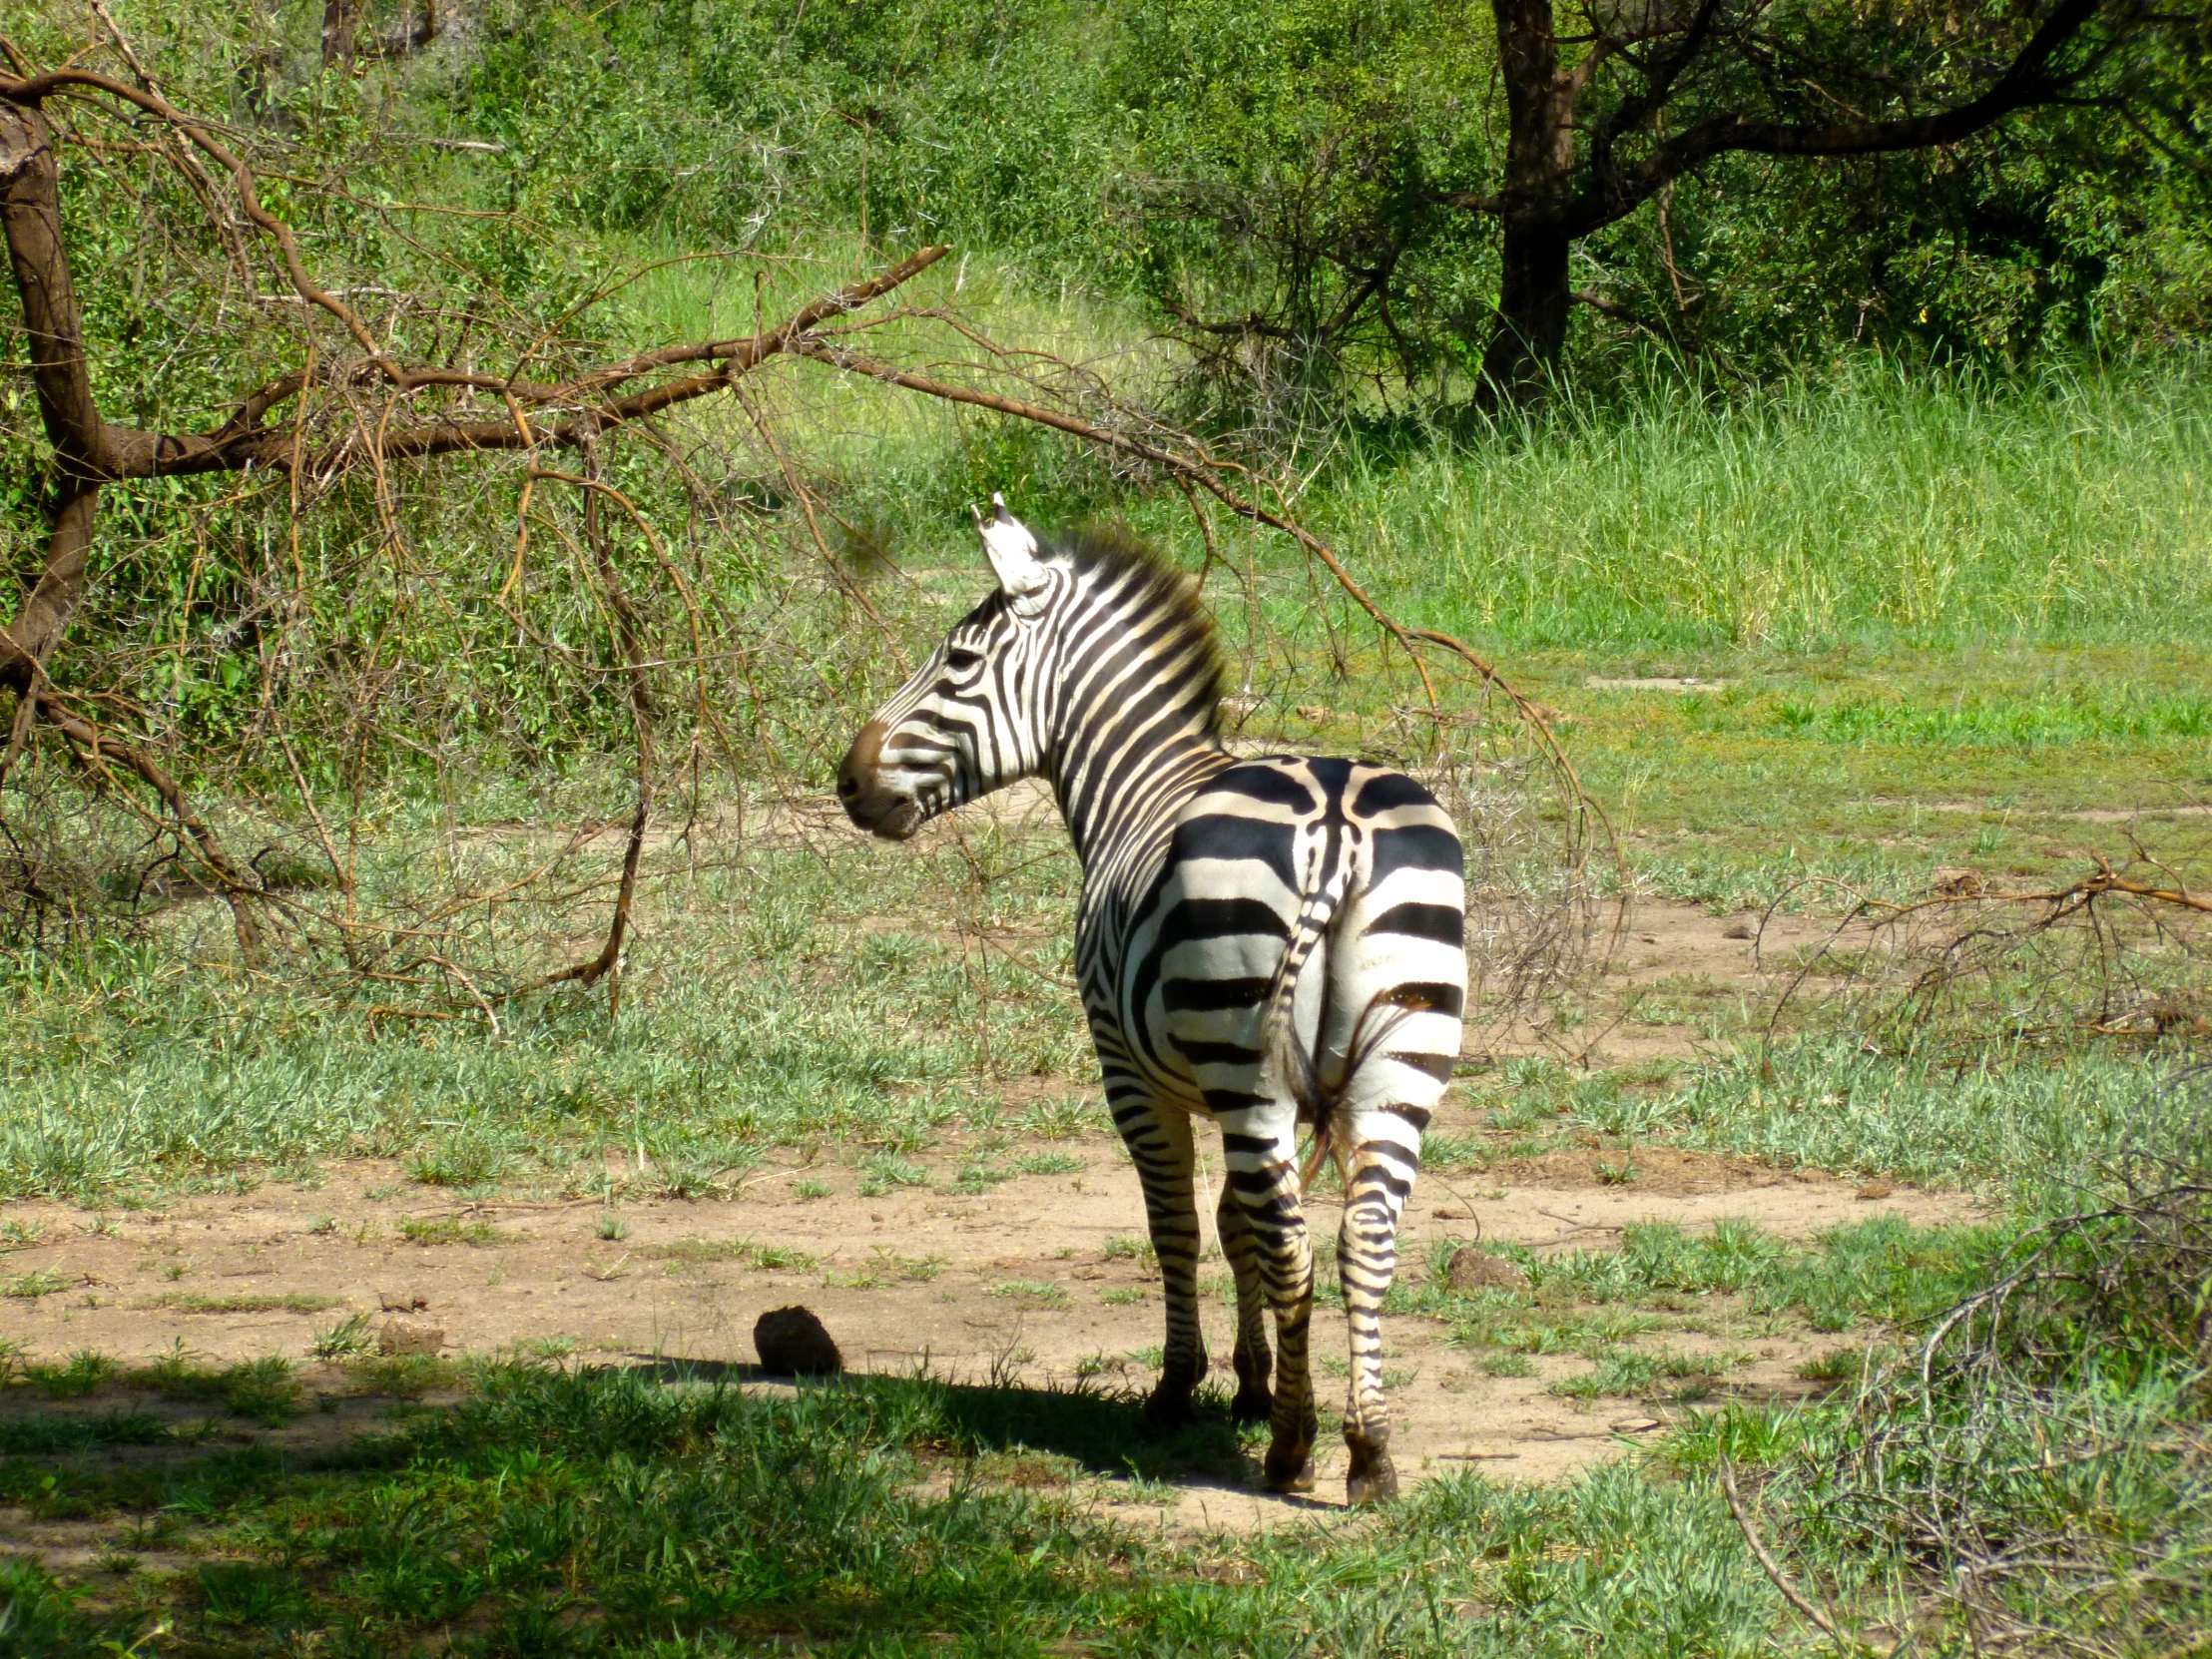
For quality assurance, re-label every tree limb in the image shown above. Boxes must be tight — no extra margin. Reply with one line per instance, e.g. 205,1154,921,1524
1567,0,2117,234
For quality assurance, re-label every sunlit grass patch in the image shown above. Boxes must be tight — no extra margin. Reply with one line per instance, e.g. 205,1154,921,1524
142,1292,342,1315
394,1216,504,1249
1014,1151,1084,1175
641,1237,820,1272
3,1271,74,1299
989,1280,1072,1308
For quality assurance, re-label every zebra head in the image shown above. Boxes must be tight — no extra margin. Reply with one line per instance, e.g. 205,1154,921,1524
837,495,1065,840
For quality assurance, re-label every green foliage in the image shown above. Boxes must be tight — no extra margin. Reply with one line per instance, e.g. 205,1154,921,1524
1100,0,1497,398
460,0,1118,263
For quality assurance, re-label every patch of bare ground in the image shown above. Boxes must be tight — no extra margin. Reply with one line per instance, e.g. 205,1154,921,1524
1465,894,1855,1067
0,1090,1976,1543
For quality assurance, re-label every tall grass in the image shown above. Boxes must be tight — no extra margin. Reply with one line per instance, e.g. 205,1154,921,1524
1317,358,2212,653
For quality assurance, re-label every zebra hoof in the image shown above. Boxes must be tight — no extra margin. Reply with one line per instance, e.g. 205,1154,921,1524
1230,1383,1274,1424
1345,1444,1397,1505
1263,1445,1316,1493
1143,1383,1196,1429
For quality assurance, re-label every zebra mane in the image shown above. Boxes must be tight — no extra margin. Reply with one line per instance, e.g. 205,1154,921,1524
1048,525,1225,735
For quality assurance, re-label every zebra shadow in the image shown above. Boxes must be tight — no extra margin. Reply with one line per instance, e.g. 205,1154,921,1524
627,1356,1255,1486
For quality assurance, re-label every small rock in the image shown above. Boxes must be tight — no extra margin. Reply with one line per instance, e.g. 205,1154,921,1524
377,1319,444,1356
1856,1182,1895,1201
379,1291,428,1313
754,1305,842,1377
1931,866,1984,897
1720,919,1756,941
1444,1249,1530,1293
1610,1416,1662,1434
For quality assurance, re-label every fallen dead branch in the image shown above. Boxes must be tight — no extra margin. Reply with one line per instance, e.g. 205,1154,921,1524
1758,844,2212,1054
1720,1461,1846,1642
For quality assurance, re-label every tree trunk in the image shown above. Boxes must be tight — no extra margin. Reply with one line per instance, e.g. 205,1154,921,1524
0,480,98,695
1480,216,1573,401
0,100,101,692
321,0,362,69
1480,0,1578,404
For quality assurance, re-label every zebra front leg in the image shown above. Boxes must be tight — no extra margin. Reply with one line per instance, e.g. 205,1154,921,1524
1218,1110,1317,1491
1215,1180,1273,1422
1336,1110,1423,1504
1114,1099,1207,1426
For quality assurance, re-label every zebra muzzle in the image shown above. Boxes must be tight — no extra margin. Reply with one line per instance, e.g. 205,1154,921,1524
836,722,926,839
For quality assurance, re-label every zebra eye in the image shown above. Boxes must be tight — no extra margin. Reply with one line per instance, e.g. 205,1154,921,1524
943,648,983,672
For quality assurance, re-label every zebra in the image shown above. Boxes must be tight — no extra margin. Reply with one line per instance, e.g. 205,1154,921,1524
837,497,1465,1504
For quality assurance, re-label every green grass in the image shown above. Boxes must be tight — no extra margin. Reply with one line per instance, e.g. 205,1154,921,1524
642,1237,821,1272
1333,360,2212,655
141,1292,342,1316
0,831,1090,1203
393,1216,504,1249
1602,1043,2207,1204
0,1362,1797,1659
3,1271,73,1299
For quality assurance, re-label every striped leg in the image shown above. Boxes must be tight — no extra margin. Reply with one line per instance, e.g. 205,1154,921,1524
1217,1105,1317,1490
1215,1178,1274,1422
1114,1099,1208,1424
1335,1104,1424,1504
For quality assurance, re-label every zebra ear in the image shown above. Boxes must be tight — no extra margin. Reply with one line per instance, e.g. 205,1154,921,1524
973,493,1050,615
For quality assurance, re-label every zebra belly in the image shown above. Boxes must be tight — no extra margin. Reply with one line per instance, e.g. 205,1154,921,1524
1129,853,1304,1116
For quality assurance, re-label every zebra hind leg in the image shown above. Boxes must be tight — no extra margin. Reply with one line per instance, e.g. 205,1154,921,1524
1219,1115,1318,1491
1336,1114,1423,1505
1115,1100,1208,1427
1215,1182,1273,1422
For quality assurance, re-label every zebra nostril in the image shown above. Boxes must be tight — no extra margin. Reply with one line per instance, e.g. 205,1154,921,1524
837,775,857,798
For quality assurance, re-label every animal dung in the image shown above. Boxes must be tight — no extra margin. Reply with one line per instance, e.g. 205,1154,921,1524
379,1290,429,1312
1720,919,1756,940
754,1305,843,1377
377,1319,445,1356
1443,1248,1530,1293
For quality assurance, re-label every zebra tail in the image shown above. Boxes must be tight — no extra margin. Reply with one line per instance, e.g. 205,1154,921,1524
1264,869,1428,1198
1259,859,1368,1195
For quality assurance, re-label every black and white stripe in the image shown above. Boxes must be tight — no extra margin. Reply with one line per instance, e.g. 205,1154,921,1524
838,498,1465,1504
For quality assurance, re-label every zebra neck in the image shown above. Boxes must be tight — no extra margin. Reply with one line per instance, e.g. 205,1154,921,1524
1048,733,1228,872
